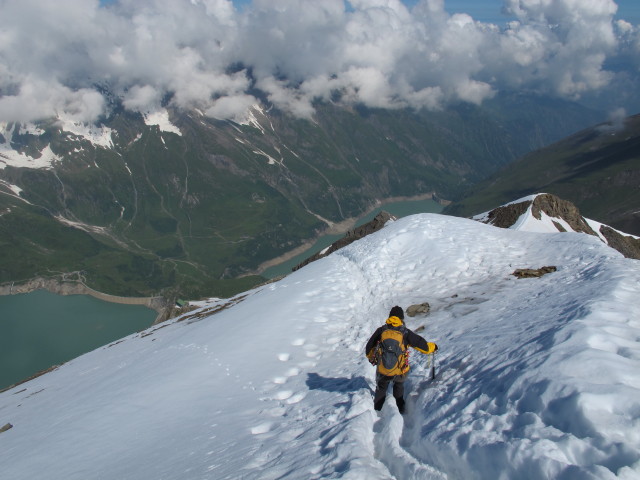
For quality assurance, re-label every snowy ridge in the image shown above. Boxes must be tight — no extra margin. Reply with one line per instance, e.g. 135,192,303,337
1,213,639,479
474,193,640,243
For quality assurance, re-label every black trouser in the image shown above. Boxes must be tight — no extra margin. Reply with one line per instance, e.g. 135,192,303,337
374,372,407,411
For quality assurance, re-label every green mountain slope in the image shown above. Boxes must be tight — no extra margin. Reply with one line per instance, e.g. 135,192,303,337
0,97,603,299
445,113,640,236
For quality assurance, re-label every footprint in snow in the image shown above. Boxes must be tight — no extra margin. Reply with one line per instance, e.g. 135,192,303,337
250,422,273,435
274,390,294,401
286,392,306,404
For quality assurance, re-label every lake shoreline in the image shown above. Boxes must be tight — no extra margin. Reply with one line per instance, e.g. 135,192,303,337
250,192,449,275
0,275,170,323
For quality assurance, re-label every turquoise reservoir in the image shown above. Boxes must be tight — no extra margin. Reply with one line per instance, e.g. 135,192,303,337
0,290,156,390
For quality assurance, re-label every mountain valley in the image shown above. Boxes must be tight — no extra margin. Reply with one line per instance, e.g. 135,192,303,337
0,95,604,299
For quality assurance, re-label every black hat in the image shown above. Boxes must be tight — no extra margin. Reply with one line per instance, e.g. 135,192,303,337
389,305,404,320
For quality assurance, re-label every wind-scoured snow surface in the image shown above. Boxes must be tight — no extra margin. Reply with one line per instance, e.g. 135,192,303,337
1,213,639,479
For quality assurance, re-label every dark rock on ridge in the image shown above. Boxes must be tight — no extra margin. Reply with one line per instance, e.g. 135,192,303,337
293,211,396,271
530,194,597,236
485,200,531,229
479,193,639,260
482,194,596,235
599,226,640,260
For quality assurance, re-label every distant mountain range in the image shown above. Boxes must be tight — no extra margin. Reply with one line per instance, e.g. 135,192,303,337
0,94,604,299
445,113,640,236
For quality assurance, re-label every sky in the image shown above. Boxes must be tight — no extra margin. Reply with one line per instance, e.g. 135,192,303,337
1,195,639,478
1,0,639,124
440,0,640,25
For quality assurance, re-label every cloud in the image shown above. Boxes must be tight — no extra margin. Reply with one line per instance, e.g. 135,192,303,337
498,0,618,96
0,0,636,123
0,77,105,123
122,85,161,112
205,93,259,120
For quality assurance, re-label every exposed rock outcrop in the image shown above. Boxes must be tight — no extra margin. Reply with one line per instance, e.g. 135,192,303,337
512,266,557,278
531,194,597,235
406,303,431,317
482,194,597,235
479,193,639,260
293,211,396,271
599,226,640,260
485,200,531,228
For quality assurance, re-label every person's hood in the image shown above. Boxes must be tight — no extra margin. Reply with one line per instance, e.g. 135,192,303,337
386,315,404,327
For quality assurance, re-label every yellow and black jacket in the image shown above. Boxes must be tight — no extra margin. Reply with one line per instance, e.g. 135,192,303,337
365,315,437,376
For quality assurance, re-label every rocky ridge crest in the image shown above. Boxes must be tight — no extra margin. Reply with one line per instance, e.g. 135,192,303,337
479,193,640,260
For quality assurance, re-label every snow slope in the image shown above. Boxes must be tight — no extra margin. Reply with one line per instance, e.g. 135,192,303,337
1,213,640,479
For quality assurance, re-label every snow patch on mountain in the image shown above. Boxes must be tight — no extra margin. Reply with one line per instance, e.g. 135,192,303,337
514,207,575,233
0,123,60,169
1,212,639,479
57,115,114,149
0,144,59,170
54,215,110,236
0,178,24,199
237,104,269,134
142,109,182,136
252,147,282,165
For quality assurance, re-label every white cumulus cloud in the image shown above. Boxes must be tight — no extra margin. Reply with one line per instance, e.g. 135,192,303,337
0,0,636,123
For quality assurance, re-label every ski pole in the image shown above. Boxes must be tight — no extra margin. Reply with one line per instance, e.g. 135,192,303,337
429,352,436,381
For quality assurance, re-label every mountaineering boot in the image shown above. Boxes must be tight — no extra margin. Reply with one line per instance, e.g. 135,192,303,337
396,397,406,414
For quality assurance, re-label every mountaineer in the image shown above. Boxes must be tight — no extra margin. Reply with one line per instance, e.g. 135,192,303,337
365,305,438,413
